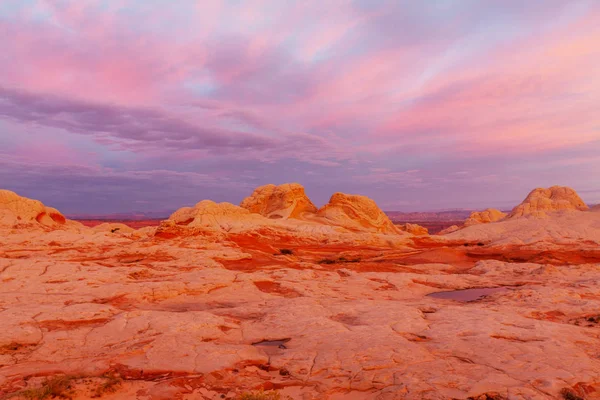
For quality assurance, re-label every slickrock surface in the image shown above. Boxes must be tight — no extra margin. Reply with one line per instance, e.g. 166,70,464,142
464,209,507,226
318,193,400,234
2,186,600,400
240,183,318,220
508,186,589,218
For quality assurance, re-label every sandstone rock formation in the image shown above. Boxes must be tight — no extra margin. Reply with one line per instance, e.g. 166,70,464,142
438,224,461,235
508,186,589,218
0,189,67,228
156,200,267,238
317,192,400,234
464,208,507,226
2,186,600,399
591,204,600,212
399,223,429,235
240,183,317,219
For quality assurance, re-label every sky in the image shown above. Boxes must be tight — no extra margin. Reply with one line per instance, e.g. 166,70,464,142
0,0,599,214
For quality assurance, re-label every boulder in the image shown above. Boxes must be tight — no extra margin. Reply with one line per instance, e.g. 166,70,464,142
508,186,589,218
240,183,317,219
317,193,400,234
464,209,507,226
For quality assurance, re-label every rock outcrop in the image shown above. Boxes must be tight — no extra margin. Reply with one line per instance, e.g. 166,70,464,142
508,186,589,218
0,189,67,228
240,183,317,220
317,193,400,234
438,225,461,235
591,204,600,212
399,223,429,236
464,208,507,226
156,200,269,238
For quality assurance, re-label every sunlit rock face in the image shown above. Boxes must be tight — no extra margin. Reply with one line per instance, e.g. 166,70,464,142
507,186,589,218
240,183,317,220
0,189,69,229
398,223,429,236
464,208,507,226
317,192,400,234
155,200,269,238
2,185,600,400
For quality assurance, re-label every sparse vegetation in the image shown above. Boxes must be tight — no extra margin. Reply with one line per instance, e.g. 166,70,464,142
238,390,291,400
91,374,122,398
12,374,123,400
318,256,361,264
18,375,75,399
278,249,294,255
110,228,120,233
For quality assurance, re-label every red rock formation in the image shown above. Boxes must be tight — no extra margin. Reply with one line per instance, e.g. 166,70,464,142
240,183,317,219
399,223,429,236
0,190,67,228
508,186,588,218
317,192,400,234
464,209,507,226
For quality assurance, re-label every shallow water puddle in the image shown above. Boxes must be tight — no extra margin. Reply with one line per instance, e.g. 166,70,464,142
428,287,510,302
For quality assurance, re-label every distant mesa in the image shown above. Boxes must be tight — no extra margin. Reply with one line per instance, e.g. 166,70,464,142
464,208,507,226
0,189,68,229
508,186,589,218
398,223,429,236
317,192,400,234
240,183,317,220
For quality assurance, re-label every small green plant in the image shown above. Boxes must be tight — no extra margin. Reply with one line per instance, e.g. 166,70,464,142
279,249,294,255
238,389,291,400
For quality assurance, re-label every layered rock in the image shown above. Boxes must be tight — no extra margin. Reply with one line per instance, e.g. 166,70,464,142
240,183,317,220
464,208,507,226
399,223,429,236
508,186,588,218
156,200,269,238
317,193,400,234
438,224,461,235
0,189,67,229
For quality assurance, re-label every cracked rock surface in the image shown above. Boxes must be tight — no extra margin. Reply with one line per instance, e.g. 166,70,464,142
1,188,600,399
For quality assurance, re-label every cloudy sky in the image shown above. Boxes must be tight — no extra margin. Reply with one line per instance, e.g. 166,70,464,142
1,0,599,214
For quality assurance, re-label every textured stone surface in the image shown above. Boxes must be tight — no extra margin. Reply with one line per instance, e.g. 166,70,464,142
399,223,429,235
464,209,507,226
508,186,589,218
0,190,69,229
240,183,317,220
317,192,400,234
2,187,600,399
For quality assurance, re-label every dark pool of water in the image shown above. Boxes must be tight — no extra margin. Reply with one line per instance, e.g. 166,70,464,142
428,287,510,302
